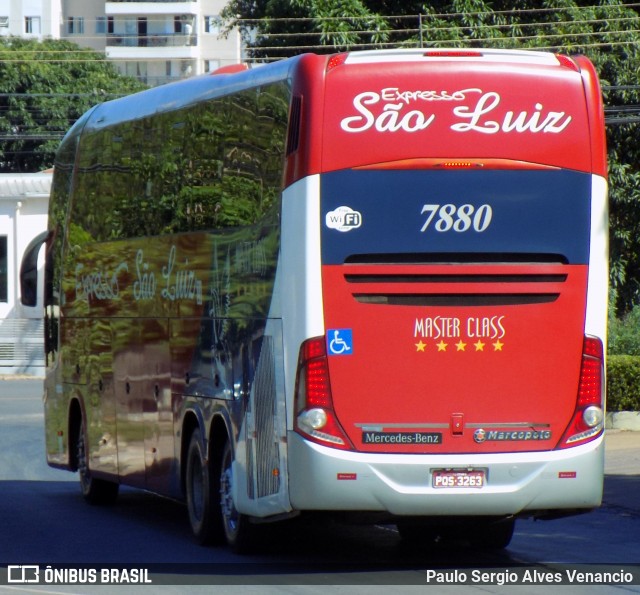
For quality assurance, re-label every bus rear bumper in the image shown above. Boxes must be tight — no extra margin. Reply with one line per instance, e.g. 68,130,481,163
287,432,604,517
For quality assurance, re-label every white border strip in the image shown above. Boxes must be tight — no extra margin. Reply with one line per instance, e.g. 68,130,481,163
584,174,609,346
344,48,560,65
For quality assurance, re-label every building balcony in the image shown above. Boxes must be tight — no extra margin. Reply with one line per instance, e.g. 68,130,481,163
106,2,198,16
106,42,198,61
106,33,196,48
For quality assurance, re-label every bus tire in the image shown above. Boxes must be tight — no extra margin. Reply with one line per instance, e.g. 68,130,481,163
219,440,256,553
76,420,119,506
185,428,224,545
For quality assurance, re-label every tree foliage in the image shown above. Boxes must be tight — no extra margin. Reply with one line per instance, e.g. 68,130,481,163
222,0,391,59
223,0,640,314
0,37,145,173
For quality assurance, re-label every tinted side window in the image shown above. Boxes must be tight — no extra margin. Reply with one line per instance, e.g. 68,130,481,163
70,81,290,241
46,128,81,365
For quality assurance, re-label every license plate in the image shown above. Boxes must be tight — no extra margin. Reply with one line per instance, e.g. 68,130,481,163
432,469,485,489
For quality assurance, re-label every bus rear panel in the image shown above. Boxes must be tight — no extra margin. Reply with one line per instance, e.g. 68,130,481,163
286,49,607,520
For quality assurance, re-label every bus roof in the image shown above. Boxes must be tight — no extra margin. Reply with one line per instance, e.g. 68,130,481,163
61,49,606,185
286,49,607,183
343,47,565,65
80,56,297,135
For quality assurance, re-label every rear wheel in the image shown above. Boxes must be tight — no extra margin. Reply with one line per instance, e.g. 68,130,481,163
185,428,223,545
219,440,257,553
76,420,119,505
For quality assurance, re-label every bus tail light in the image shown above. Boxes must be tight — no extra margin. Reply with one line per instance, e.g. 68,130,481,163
558,336,605,448
294,337,353,450
327,53,348,71
555,54,580,72
423,50,483,58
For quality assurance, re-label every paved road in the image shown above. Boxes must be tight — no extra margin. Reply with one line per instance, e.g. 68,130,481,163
604,429,640,474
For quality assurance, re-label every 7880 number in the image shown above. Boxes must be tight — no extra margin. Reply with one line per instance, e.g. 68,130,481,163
420,203,493,233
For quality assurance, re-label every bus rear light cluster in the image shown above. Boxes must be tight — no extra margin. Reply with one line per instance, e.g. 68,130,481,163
326,53,347,71
294,337,353,450
424,51,483,58
555,54,580,71
558,336,605,448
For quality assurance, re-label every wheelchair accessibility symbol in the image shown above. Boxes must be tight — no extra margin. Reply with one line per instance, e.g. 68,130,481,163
327,329,353,356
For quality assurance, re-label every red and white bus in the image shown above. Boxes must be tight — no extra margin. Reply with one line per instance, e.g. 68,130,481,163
24,48,608,551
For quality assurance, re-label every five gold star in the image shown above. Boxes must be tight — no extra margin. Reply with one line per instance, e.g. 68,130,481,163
413,339,505,352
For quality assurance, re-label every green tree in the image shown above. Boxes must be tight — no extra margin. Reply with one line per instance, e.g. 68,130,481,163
223,0,640,314
222,0,390,59
0,37,145,173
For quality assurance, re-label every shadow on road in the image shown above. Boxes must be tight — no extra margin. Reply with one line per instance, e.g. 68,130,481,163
1,474,638,584
0,480,519,567
603,474,640,516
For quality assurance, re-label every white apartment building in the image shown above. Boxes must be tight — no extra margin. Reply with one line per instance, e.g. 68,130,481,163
70,1,242,86
0,0,62,38
0,0,242,86
103,1,242,85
